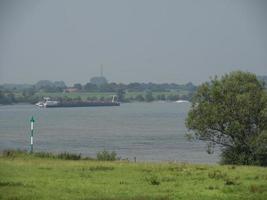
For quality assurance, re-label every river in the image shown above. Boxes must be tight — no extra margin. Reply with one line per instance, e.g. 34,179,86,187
0,102,219,163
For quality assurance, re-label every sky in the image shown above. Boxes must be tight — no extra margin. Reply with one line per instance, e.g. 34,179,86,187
0,0,267,85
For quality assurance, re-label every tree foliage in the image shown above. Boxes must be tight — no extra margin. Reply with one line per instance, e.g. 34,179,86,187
116,89,125,102
144,90,154,102
73,83,82,90
186,71,267,165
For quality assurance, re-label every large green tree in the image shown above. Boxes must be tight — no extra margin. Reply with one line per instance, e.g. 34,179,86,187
186,71,267,165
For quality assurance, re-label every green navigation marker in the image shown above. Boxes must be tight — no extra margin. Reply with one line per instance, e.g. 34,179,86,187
30,116,35,153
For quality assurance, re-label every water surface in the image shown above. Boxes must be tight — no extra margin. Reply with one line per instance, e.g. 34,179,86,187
0,102,219,163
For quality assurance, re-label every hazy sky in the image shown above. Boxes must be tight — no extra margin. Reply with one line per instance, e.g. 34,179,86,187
0,0,267,85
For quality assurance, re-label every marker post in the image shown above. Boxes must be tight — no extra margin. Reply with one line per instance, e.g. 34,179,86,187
30,116,35,153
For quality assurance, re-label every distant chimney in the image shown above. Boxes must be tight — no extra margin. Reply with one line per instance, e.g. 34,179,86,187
100,64,103,77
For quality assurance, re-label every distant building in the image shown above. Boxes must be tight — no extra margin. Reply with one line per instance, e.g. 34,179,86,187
90,76,108,86
64,87,79,93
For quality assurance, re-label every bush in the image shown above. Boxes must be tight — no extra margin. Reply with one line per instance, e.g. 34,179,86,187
134,94,145,102
57,152,81,160
250,184,266,193
33,152,82,160
220,132,267,166
1,149,96,160
224,178,238,186
96,150,117,161
208,170,227,180
2,149,26,157
146,175,160,185
34,152,55,158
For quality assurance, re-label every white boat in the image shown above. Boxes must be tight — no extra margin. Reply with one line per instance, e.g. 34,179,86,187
44,100,59,107
35,101,45,107
175,100,190,103
35,97,59,108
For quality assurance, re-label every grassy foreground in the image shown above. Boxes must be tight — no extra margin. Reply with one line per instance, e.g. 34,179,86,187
0,152,267,200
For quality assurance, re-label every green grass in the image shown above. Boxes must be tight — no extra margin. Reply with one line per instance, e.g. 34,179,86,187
1,152,267,200
34,91,187,101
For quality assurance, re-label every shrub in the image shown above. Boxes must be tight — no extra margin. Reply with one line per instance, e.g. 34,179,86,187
34,152,55,158
1,149,96,160
208,170,227,180
57,152,81,160
2,149,26,157
88,166,114,171
250,184,266,193
224,178,238,186
96,150,118,161
146,175,160,185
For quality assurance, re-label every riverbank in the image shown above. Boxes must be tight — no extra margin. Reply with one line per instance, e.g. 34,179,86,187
0,90,192,105
0,151,266,200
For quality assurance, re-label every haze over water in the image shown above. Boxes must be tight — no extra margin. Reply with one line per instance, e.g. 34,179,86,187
0,102,219,163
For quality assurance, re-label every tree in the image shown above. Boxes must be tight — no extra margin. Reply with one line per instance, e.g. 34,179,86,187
84,83,98,92
166,94,179,101
22,87,35,98
144,90,154,102
73,83,82,90
116,89,125,102
156,94,166,101
134,94,145,102
54,81,67,89
186,71,267,166
35,80,54,90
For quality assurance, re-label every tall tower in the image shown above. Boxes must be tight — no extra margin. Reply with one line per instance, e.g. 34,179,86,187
100,64,103,77
90,64,107,85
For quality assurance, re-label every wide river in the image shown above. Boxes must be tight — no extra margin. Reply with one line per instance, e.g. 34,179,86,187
0,102,219,163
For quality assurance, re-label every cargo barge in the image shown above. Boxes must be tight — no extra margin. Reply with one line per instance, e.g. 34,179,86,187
36,97,120,108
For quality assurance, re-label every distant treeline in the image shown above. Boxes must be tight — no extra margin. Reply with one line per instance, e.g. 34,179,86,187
0,80,197,104
0,80,196,93
1,76,266,105
0,91,16,104
81,82,196,93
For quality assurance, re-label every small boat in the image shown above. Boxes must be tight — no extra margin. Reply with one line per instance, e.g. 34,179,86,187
35,97,58,107
175,100,190,103
35,101,44,107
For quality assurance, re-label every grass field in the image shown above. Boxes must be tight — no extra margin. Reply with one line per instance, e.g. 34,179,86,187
0,152,267,200
33,91,187,101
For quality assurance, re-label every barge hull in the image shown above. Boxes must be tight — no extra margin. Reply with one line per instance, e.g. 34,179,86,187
46,101,120,108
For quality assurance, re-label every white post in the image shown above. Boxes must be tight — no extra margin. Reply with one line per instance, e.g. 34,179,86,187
31,121,34,131
30,117,35,153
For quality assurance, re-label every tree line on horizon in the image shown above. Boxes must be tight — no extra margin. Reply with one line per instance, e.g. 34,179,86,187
0,80,197,92
0,80,197,104
0,75,266,105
